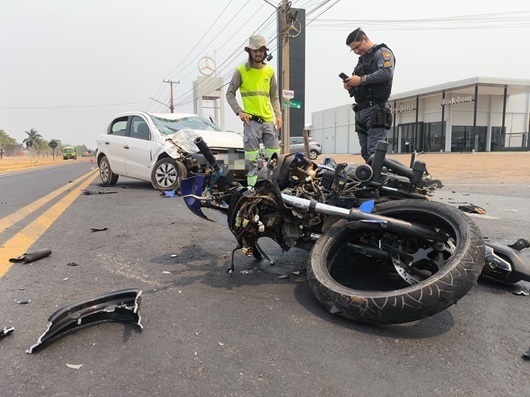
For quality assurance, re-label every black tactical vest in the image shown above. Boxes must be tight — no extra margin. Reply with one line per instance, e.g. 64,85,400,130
352,43,394,103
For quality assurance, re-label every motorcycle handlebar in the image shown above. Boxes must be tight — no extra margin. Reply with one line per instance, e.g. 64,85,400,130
194,136,218,169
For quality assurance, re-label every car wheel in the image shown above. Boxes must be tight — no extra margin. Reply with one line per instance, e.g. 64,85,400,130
151,158,187,191
309,150,319,160
99,155,119,186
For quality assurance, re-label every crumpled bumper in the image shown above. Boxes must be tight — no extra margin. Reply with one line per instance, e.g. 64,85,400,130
27,288,143,354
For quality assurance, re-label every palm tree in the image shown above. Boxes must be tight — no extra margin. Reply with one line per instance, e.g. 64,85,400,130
23,129,42,155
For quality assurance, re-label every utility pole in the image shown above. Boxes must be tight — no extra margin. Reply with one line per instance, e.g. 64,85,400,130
265,0,295,154
163,79,180,113
280,0,290,154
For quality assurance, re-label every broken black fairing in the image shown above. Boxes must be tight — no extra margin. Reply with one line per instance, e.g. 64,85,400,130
27,288,142,354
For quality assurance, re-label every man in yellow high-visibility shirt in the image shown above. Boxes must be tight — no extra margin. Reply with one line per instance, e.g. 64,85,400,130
226,34,282,187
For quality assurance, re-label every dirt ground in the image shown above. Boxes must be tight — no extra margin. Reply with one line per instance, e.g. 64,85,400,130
1,152,528,185
328,151,530,184
0,156,70,172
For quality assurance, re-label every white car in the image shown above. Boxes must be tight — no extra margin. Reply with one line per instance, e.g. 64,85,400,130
96,112,246,190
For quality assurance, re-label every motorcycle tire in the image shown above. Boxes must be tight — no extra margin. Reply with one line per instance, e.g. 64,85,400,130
307,199,484,324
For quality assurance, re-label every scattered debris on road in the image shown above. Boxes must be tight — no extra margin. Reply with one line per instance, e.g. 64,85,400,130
523,348,530,360
1,327,15,340
513,285,530,296
26,288,143,354
66,363,83,370
160,189,177,198
91,227,108,232
82,190,117,195
509,239,530,251
458,204,486,214
15,300,31,304
9,248,52,264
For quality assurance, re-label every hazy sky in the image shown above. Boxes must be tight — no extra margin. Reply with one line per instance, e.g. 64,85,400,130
1,0,529,148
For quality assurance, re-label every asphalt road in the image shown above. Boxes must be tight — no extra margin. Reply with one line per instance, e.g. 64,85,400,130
0,162,529,397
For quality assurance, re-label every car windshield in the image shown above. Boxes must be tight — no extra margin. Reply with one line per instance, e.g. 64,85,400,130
149,114,222,136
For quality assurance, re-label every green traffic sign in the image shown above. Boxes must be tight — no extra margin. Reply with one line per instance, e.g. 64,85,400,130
289,100,302,109
282,100,303,109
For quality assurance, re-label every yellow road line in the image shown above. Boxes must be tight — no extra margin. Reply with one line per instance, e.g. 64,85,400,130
0,169,98,234
0,170,99,278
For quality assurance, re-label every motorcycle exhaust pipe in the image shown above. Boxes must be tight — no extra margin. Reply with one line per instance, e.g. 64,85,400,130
194,136,219,170
281,195,447,242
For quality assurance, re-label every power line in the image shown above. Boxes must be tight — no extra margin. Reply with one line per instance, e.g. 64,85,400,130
0,102,149,110
309,10,530,30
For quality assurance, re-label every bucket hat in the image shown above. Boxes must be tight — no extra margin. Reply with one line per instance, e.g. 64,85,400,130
245,35,269,51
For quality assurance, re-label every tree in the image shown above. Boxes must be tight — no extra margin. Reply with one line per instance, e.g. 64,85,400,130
34,139,49,157
22,128,43,155
0,129,17,159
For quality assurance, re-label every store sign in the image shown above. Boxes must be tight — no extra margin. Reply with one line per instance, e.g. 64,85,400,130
441,96,474,106
392,104,416,114
283,89,294,99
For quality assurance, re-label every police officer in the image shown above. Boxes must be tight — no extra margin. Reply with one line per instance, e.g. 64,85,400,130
226,34,282,187
343,28,395,161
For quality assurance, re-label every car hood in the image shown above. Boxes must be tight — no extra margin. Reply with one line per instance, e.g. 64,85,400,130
164,129,243,153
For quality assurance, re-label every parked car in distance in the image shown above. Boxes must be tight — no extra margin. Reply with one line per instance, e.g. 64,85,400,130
288,137,322,160
96,112,246,190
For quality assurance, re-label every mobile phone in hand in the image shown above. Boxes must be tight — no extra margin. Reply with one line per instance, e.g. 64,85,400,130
339,72,349,80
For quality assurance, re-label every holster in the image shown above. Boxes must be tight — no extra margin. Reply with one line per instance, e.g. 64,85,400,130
370,107,392,130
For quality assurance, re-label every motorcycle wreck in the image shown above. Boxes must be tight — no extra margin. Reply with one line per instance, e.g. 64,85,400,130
179,137,486,325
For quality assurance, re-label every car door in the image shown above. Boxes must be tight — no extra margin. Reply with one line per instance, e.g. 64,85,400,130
290,137,304,153
123,115,156,180
101,116,129,175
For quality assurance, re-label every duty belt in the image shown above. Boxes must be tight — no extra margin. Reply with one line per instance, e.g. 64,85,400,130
352,100,386,112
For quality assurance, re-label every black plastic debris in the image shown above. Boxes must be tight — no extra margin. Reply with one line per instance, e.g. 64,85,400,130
82,190,117,195
523,348,530,360
66,262,79,267
16,300,31,304
90,227,108,232
458,204,486,214
9,248,52,264
1,327,15,340
508,239,530,251
26,288,143,354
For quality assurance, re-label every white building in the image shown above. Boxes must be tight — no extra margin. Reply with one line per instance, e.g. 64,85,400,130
311,77,530,154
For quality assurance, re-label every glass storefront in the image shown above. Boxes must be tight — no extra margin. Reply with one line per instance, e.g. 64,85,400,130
396,123,422,153
392,122,445,152
423,122,445,152
451,126,487,152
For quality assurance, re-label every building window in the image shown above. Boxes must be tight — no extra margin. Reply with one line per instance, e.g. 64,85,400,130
491,126,506,151
451,126,487,152
423,122,445,152
396,123,423,153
